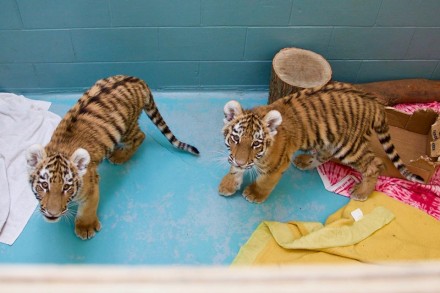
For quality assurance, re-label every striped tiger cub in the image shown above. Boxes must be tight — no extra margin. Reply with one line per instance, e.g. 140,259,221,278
26,75,199,240
219,81,423,203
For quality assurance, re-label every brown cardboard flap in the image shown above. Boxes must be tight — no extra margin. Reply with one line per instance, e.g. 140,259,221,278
385,107,438,135
406,109,438,134
384,107,412,129
406,156,440,183
378,157,435,183
372,127,428,166
430,141,440,157
431,120,440,141
370,108,440,183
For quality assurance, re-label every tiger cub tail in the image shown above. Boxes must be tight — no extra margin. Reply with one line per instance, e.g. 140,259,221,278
375,121,424,184
282,81,356,104
144,90,199,156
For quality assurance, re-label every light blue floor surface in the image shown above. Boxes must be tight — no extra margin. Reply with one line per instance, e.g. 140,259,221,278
0,91,349,265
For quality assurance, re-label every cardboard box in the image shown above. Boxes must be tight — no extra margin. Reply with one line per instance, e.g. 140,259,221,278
370,107,440,183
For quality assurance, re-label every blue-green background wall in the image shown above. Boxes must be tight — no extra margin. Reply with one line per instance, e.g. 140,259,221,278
1,0,439,93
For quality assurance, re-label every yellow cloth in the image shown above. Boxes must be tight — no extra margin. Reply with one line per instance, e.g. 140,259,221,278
233,191,440,265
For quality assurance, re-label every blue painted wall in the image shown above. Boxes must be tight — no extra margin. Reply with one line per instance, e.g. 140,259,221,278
0,0,439,93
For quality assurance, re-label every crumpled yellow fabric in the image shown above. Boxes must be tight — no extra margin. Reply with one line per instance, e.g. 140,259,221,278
233,191,440,265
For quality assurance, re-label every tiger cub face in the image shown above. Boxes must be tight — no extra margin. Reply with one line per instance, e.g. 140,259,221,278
26,144,90,222
222,100,282,169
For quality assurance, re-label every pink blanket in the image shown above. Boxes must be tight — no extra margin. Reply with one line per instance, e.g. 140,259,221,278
317,101,440,220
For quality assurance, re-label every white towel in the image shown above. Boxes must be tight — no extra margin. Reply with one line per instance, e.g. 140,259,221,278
0,93,61,245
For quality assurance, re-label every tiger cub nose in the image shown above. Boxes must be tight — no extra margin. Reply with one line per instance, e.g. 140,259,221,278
235,158,247,167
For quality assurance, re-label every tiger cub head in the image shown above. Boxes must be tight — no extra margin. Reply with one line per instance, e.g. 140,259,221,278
222,100,282,169
25,144,90,222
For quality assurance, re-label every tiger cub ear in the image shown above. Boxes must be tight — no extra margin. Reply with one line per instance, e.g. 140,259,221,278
70,148,90,177
26,144,46,174
223,100,243,124
264,110,282,137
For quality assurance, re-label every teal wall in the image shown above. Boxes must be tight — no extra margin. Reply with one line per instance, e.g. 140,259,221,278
0,0,439,93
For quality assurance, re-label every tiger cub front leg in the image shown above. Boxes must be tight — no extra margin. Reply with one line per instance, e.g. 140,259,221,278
75,168,101,240
243,154,291,203
219,166,245,196
243,172,284,203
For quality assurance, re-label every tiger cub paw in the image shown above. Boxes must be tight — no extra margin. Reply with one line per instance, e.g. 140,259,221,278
243,184,269,203
108,149,131,165
351,182,373,202
75,217,102,240
293,154,320,170
219,173,241,196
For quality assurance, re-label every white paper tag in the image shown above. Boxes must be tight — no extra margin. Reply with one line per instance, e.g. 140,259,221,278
351,208,364,222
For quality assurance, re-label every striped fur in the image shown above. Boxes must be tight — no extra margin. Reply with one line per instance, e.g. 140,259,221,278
219,81,423,203
26,75,199,240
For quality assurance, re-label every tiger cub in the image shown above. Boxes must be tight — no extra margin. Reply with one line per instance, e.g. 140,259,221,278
219,81,423,203
26,75,199,240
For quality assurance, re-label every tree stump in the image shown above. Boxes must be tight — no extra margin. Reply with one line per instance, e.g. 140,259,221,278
268,47,332,104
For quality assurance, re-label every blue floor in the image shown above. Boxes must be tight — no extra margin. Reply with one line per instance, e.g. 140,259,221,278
0,91,349,265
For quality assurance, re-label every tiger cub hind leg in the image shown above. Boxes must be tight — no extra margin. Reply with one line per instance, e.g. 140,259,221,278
218,166,245,196
350,155,385,201
108,124,146,164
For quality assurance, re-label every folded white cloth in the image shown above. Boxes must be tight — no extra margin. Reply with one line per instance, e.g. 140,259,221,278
0,93,61,245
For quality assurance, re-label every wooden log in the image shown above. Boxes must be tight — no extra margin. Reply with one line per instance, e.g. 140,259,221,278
268,47,440,106
353,79,440,106
268,47,332,104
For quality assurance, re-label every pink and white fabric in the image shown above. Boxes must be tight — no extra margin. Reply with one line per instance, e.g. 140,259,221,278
317,101,440,220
